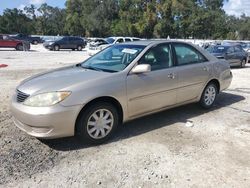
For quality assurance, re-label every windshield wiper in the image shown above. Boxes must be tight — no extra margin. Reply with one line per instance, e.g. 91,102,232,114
81,65,118,73
81,65,103,72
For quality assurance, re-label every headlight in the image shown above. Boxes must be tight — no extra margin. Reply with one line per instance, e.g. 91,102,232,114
49,42,54,45
23,91,71,107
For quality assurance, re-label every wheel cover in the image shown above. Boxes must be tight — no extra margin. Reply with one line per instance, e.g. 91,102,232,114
204,86,216,106
87,109,114,139
18,45,23,51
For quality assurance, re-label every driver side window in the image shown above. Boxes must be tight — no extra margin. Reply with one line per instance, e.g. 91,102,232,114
138,44,173,71
227,47,234,54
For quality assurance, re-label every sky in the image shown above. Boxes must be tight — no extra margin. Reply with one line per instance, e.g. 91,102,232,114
0,0,250,17
0,0,66,14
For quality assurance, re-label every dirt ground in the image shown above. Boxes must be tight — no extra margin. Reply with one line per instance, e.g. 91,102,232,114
0,45,249,188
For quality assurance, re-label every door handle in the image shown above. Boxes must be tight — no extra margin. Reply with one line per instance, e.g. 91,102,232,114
168,73,175,79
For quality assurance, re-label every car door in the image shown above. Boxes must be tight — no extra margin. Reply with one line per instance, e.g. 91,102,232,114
1,36,17,47
234,46,244,64
0,35,5,47
70,37,80,49
60,37,69,49
172,43,211,104
126,43,178,117
225,47,236,65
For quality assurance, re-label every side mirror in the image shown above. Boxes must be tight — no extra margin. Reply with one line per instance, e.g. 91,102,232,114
130,64,151,74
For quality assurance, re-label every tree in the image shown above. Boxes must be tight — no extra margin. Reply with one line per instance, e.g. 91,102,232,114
0,8,34,34
35,3,66,35
1,0,250,40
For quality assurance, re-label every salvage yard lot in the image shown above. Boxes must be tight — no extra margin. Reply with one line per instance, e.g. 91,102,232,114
0,45,249,187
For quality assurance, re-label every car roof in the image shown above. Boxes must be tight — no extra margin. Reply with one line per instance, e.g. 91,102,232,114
116,39,191,46
221,43,242,47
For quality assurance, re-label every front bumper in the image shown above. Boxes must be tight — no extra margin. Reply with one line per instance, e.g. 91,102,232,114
11,96,83,139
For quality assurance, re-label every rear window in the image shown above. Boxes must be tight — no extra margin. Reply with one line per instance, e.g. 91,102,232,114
208,46,228,53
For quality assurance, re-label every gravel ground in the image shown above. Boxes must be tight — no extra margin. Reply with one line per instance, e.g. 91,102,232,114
0,45,250,187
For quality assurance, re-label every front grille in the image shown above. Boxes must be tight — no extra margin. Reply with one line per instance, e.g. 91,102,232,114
16,90,30,103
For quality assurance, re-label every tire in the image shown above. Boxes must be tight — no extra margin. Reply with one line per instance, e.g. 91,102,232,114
54,45,60,51
77,45,82,51
16,44,23,51
240,59,246,68
76,102,119,144
199,82,218,109
33,40,38,45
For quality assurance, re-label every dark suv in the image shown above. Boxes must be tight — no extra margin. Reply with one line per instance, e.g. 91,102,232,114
207,44,248,68
43,36,86,51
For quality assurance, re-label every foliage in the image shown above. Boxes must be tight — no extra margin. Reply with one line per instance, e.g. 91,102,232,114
0,0,250,40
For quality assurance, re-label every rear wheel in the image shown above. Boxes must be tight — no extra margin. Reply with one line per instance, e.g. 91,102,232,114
33,40,38,45
16,44,23,51
77,45,82,51
54,45,60,51
240,59,246,68
199,83,218,109
76,102,119,144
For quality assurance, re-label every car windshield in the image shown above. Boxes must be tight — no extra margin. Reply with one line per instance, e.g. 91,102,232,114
207,46,228,53
81,44,145,72
105,37,115,44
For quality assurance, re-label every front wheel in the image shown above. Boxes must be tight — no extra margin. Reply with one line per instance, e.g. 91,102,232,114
77,45,82,51
76,102,119,144
54,45,60,51
16,44,23,51
199,83,218,109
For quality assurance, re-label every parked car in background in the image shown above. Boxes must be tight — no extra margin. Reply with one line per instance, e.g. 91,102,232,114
87,38,109,48
88,36,141,56
105,37,141,44
207,44,248,68
11,40,232,144
87,38,109,56
43,36,86,51
10,33,42,45
0,34,30,51
242,42,250,62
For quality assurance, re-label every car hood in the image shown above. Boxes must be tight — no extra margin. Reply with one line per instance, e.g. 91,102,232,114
17,65,111,95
